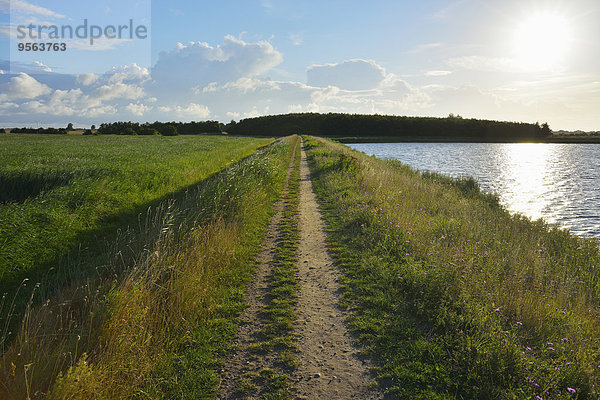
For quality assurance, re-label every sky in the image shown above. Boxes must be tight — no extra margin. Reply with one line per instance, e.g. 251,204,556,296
0,0,599,131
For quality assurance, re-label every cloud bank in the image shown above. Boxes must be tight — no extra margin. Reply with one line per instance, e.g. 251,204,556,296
0,34,592,130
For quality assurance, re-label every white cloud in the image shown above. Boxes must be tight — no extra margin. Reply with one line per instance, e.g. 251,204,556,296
2,32,597,131
105,64,150,84
125,103,151,116
83,105,117,118
288,33,303,46
0,26,11,38
159,103,211,119
204,77,282,94
93,82,145,101
77,73,99,86
33,61,52,72
0,73,52,100
426,70,452,77
307,59,387,90
0,101,18,115
151,35,283,96
1,0,65,18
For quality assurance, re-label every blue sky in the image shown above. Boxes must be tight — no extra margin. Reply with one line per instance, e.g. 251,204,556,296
1,0,599,130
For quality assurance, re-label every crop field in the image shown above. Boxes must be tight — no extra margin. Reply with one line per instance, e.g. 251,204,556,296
0,134,271,287
0,134,294,398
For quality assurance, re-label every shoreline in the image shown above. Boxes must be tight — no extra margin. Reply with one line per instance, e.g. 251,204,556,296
333,135,600,144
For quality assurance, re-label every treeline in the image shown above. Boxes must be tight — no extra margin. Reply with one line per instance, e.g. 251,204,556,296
226,113,551,141
98,121,222,136
9,127,68,134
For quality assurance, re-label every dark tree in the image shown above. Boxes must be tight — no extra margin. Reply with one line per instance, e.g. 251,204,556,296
161,125,178,136
540,122,551,138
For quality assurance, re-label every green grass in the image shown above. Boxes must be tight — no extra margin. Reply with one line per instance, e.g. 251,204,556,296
0,134,289,398
304,136,600,399
239,135,301,399
0,134,271,284
0,134,271,332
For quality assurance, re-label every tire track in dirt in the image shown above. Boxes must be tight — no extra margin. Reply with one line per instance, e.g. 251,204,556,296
292,141,383,399
218,139,298,399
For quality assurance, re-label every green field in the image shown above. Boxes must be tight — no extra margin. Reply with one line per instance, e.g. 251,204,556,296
305,136,600,399
4,132,600,399
0,134,271,287
0,134,295,398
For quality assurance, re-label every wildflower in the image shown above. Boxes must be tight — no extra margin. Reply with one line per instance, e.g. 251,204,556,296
495,308,500,312
405,253,410,256
536,396,543,400
516,321,523,326
567,387,576,393
561,338,568,342
526,347,532,351
547,342,553,346
361,224,365,227
441,235,446,239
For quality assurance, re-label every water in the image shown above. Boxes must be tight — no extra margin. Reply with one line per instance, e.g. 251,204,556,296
349,143,600,238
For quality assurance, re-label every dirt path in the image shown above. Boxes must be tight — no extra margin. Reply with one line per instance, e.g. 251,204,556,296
219,139,382,399
218,141,297,399
292,143,382,399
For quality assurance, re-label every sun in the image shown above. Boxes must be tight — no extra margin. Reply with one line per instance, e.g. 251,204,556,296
513,11,572,71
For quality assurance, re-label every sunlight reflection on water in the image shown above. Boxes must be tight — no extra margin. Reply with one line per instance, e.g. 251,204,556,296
349,142,600,238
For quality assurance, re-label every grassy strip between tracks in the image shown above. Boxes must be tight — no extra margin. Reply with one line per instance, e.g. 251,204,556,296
1,136,293,399
304,136,600,399
236,135,301,399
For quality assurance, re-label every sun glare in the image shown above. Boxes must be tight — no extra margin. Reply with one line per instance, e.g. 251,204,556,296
514,11,571,71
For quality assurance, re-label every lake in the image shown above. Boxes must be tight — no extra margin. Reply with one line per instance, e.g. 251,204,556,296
349,143,600,238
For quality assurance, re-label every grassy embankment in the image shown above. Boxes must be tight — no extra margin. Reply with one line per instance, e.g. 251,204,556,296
304,136,600,399
0,134,297,398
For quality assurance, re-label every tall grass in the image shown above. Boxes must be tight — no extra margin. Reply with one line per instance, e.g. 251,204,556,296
0,136,293,398
237,136,301,399
0,134,271,349
305,136,600,399
0,134,271,284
